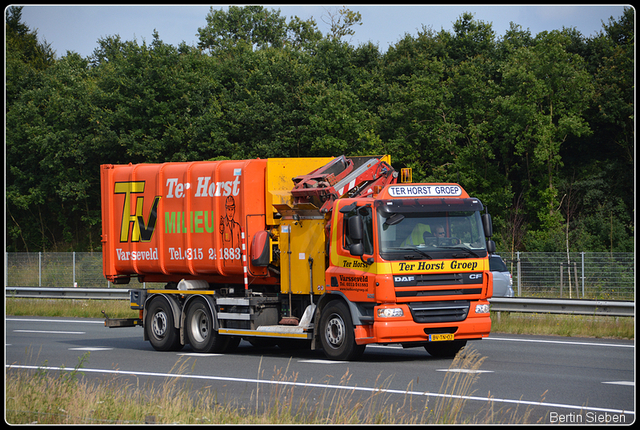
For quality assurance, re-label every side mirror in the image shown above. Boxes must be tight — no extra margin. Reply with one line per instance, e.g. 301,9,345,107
348,215,363,241
347,215,372,265
486,239,496,254
482,213,493,238
349,242,364,257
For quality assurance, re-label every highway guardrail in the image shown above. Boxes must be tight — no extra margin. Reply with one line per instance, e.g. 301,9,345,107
6,286,129,300
5,287,635,317
489,297,634,317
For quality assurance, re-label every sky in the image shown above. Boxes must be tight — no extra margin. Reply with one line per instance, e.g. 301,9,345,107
16,4,631,58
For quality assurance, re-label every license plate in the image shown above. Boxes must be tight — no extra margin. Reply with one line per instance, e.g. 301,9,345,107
429,333,454,342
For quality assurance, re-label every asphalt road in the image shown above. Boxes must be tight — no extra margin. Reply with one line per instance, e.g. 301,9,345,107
5,316,635,424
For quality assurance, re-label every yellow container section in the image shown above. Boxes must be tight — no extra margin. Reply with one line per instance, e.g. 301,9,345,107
279,218,327,295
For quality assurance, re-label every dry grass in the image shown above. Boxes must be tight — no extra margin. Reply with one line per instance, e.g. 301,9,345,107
6,347,533,424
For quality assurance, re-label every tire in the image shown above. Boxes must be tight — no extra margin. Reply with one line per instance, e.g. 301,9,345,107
185,298,230,353
145,297,183,351
319,301,365,361
424,340,467,358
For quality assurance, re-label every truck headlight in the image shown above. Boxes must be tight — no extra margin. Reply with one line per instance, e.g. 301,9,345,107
475,304,490,314
377,307,404,318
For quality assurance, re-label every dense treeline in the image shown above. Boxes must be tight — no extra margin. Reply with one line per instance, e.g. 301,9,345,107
6,6,634,253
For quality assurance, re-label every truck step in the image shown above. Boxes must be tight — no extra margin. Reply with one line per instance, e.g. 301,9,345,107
219,326,313,339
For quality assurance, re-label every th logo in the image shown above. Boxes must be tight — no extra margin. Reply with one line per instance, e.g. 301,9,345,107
114,182,160,242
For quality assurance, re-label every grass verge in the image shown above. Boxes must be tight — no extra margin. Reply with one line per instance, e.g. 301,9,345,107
6,347,535,424
490,312,634,339
6,298,139,319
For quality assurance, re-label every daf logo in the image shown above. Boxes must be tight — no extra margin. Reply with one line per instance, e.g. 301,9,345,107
469,274,482,280
394,276,415,282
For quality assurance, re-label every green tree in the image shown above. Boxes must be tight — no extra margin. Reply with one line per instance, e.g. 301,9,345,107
214,46,315,158
90,32,228,163
7,53,101,251
322,6,363,42
285,15,323,50
5,6,55,103
5,6,55,70
197,6,285,52
496,30,594,239
446,12,496,63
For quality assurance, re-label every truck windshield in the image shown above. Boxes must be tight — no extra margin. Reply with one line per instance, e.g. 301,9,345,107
376,204,488,260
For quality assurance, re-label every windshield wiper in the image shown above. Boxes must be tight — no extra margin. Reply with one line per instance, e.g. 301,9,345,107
393,247,433,260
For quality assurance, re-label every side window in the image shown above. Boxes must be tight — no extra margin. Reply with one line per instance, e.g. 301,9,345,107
343,206,374,255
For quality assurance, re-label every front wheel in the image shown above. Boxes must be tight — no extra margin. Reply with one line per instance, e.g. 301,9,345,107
319,301,365,361
145,297,183,351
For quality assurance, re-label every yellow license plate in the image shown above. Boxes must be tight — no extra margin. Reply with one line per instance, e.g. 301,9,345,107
429,333,454,342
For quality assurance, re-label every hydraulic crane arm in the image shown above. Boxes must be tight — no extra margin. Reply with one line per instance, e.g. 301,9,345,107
291,155,398,213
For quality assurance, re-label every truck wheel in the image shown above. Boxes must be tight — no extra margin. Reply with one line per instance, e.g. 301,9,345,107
185,298,230,353
424,340,467,358
146,297,182,351
319,301,365,361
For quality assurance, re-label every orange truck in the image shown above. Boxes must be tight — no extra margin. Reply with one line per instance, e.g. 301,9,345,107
101,155,495,360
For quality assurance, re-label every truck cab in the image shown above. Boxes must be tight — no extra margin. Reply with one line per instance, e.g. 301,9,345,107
319,184,494,359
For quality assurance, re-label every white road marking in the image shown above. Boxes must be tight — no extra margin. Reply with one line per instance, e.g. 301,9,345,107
14,330,85,335
485,337,633,348
602,381,634,386
298,359,350,364
7,318,104,324
436,368,494,374
178,353,223,357
68,347,113,351
6,364,634,417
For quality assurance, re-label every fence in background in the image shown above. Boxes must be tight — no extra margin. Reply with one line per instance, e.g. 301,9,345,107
5,251,636,300
501,252,634,300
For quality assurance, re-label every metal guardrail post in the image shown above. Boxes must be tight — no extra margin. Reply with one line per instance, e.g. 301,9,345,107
581,251,585,298
73,252,76,288
516,251,521,296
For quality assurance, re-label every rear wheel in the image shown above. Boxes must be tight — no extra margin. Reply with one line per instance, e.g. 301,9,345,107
424,340,467,358
319,301,365,361
185,298,230,353
146,297,182,351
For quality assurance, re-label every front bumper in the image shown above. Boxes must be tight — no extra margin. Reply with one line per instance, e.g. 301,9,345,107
354,300,491,345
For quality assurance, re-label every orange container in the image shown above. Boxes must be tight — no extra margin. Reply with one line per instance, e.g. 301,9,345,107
101,160,271,284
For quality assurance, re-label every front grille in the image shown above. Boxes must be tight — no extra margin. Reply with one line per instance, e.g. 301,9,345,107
396,288,482,298
394,272,484,301
408,301,469,323
394,272,483,287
